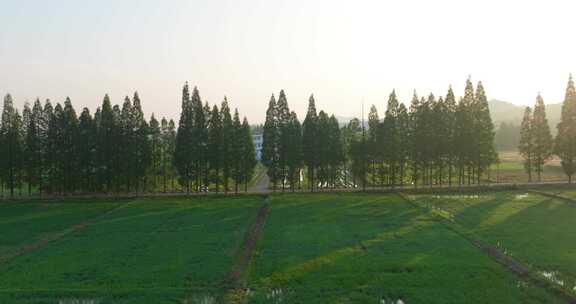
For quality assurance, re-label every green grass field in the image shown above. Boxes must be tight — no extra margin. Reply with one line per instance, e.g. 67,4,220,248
0,196,263,303
0,192,571,303
558,190,576,199
0,201,118,258
410,191,576,297
244,193,562,303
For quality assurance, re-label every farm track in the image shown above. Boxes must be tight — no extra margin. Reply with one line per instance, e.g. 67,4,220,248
220,197,270,303
397,193,576,304
223,199,270,286
0,203,126,268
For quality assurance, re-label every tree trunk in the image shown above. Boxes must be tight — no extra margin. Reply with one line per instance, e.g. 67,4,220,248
448,159,452,187
282,168,285,192
215,168,220,193
372,160,376,186
380,162,384,189
163,166,167,193
245,170,248,193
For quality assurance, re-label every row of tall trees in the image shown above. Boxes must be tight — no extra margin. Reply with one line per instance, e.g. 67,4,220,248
0,83,257,197
518,94,554,182
518,76,576,183
262,78,498,190
555,75,576,183
262,92,345,191
0,93,177,196
4,77,573,196
350,78,497,188
174,83,257,193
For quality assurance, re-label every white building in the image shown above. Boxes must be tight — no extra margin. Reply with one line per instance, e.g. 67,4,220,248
252,133,263,160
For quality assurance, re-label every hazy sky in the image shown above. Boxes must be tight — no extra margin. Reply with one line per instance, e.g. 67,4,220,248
1,0,575,123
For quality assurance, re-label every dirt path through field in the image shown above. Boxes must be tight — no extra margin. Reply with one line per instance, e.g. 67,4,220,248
223,198,270,286
217,197,270,303
0,203,126,268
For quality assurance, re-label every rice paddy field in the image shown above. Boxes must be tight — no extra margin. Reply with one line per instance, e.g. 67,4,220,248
0,190,574,303
0,196,263,303
409,190,576,298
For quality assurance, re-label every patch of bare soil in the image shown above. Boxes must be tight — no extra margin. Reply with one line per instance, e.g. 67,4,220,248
219,199,270,304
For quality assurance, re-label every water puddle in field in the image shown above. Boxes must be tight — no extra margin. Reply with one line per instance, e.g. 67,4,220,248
58,299,101,304
514,193,530,200
432,194,484,199
539,270,565,287
266,288,286,302
380,298,405,304
182,294,216,304
516,280,527,288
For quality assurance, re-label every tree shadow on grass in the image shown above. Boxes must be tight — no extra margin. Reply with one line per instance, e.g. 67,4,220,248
246,220,563,304
478,197,576,280
253,194,424,272
452,192,525,230
250,206,431,285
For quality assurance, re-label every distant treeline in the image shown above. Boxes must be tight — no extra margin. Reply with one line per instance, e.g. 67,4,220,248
2,77,575,197
0,83,256,197
262,76,576,189
263,78,498,191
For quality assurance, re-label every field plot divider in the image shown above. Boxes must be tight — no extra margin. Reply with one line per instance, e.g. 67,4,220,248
527,190,576,205
0,202,129,268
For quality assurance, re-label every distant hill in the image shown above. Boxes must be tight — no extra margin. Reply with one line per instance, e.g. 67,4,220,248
489,99,562,131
